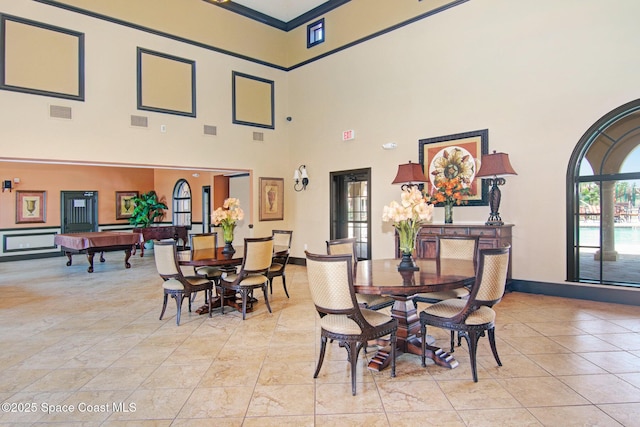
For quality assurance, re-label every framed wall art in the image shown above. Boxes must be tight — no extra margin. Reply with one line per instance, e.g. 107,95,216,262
419,129,489,206
116,191,138,220
137,47,196,117
16,191,46,223
232,71,275,129
259,177,284,221
0,15,85,101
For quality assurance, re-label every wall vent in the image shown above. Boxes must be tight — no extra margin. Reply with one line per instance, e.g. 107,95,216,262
49,105,72,119
203,125,217,136
130,115,148,127
253,132,264,141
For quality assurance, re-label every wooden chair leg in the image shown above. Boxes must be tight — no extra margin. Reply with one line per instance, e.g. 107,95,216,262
220,286,226,315
262,284,272,313
174,292,183,326
282,274,290,298
160,292,168,320
420,323,427,367
390,331,397,378
241,288,248,320
468,331,481,382
346,340,359,396
488,327,502,367
314,336,328,378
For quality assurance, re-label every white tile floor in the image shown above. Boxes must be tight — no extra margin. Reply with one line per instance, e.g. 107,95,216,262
1,252,640,426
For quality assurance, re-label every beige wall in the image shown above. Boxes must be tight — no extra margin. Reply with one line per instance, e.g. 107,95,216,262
286,0,640,285
2,0,640,288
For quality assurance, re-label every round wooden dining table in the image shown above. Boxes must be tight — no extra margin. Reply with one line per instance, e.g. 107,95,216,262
354,258,475,371
177,245,289,314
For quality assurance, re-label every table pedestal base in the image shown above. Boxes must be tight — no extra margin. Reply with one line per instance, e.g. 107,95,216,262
194,294,258,315
366,295,458,371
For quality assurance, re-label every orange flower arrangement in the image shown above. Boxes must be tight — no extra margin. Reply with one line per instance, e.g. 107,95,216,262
427,176,472,207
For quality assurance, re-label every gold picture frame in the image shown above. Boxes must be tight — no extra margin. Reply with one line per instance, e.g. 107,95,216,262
419,129,489,206
116,191,138,220
16,191,46,223
259,177,284,221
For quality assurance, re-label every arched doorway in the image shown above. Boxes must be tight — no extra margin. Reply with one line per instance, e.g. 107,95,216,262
567,99,640,286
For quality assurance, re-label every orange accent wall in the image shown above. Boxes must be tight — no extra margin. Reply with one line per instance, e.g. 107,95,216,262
0,162,220,229
213,175,229,209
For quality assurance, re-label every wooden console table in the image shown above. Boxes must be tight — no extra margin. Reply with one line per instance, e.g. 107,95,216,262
135,226,188,257
397,223,514,279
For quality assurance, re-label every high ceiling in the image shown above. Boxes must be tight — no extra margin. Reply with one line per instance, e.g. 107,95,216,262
232,0,328,22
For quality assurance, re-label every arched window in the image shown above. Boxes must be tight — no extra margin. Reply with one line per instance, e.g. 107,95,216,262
567,99,640,287
172,179,192,228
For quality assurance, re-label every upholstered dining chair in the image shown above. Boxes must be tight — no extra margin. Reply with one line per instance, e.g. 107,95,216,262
305,251,398,395
414,236,478,304
267,229,293,298
189,232,223,302
419,245,510,382
218,236,273,320
326,237,394,311
154,239,213,326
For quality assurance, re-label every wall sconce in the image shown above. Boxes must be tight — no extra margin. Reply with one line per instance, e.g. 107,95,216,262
293,165,309,191
391,160,428,191
475,150,517,225
2,178,18,192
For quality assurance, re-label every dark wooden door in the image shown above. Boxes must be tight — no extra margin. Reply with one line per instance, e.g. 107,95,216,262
61,191,99,234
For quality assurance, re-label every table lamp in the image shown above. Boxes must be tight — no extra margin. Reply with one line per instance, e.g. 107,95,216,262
392,161,428,191
475,151,517,225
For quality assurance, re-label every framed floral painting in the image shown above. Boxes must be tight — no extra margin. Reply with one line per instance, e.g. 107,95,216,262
418,129,489,206
259,177,284,221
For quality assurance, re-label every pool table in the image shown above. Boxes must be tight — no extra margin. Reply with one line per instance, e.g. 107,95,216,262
54,231,144,273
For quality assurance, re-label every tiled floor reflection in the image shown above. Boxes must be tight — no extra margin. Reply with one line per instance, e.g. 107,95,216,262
1,253,639,426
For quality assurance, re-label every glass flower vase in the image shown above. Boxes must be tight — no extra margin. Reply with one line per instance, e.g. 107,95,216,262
444,204,453,224
221,223,236,255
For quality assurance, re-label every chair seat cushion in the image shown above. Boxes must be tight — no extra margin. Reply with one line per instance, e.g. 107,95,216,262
320,309,393,335
356,293,393,309
196,266,222,278
269,262,284,273
423,298,496,325
415,287,470,302
163,279,184,291
185,276,212,286
221,273,268,287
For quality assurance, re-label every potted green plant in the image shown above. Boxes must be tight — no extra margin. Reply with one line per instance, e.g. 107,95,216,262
129,190,168,228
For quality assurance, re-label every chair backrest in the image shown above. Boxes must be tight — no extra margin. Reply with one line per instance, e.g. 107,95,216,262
241,236,274,273
326,237,357,266
470,245,511,306
272,230,293,249
437,236,478,261
190,232,218,251
154,239,182,278
305,251,360,315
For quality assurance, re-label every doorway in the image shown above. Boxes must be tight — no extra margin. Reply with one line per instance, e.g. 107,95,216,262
202,185,211,233
60,191,99,234
330,168,371,260
568,98,640,286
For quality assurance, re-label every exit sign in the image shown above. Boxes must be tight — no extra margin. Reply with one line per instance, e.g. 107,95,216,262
342,129,355,141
